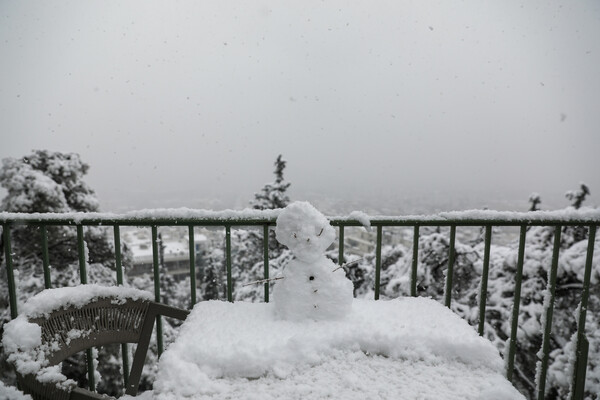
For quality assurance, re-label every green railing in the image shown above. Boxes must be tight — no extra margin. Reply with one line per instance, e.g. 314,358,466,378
1,209,599,399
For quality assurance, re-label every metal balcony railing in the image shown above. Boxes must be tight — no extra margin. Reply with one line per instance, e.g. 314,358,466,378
1,209,599,400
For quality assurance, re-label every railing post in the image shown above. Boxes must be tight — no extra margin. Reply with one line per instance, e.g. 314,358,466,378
444,225,457,308
506,225,527,382
114,226,124,285
263,225,270,302
225,225,233,302
374,225,383,300
537,226,562,399
3,224,18,319
570,225,597,400
188,225,197,306
77,225,87,284
151,226,164,356
478,225,492,336
411,225,419,297
76,224,96,391
41,225,51,289
338,225,345,266
113,225,130,388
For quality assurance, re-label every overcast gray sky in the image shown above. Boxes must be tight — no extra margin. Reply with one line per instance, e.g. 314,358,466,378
1,0,599,213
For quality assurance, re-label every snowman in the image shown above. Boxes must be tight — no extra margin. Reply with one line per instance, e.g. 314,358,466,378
272,201,354,321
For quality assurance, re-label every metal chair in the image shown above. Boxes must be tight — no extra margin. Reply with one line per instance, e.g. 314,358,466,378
12,297,189,400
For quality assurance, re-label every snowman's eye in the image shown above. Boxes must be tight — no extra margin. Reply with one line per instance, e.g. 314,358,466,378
293,233,297,239
309,276,315,281
317,227,324,237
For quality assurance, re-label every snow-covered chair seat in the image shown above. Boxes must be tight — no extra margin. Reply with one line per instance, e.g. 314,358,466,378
2,285,189,400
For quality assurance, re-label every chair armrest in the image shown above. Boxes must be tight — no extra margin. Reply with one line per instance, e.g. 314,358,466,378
125,302,190,396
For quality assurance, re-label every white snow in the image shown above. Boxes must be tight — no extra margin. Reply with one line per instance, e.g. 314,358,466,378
272,202,353,321
272,258,353,321
2,206,598,224
149,298,524,400
17,284,153,319
274,202,336,263
1,284,153,387
0,380,32,400
348,210,372,231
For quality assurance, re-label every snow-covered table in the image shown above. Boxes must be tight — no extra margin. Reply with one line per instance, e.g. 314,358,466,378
142,297,525,400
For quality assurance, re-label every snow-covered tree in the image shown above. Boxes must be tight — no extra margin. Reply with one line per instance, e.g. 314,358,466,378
201,248,226,301
0,150,114,268
343,189,599,400
251,155,291,211
565,183,590,210
529,193,541,212
0,150,131,396
232,155,292,301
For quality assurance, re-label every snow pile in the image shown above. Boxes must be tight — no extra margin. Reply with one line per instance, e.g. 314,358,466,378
18,284,153,318
152,298,523,399
272,258,353,321
348,210,372,231
1,284,153,387
3,317,77,390
274,202,336,262
0,380,32,400
273,202,353,321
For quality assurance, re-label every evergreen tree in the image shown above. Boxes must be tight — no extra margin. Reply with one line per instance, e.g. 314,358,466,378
529,193,541,212
344,188,599,399
0,150,131,395
202,248,225,301
232,155,292,301
565,183,590,210
0,150,114,268
564,183,591,246
250,155,291,211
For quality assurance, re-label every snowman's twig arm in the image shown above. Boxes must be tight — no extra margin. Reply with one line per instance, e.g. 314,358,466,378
242,276,285,286
332,258,364,272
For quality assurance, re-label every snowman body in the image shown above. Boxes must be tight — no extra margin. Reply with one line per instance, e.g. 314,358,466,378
272,202,353,321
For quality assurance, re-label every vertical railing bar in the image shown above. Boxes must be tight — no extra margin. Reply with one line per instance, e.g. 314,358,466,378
151,226,163,356
188,225,197,306
410,225,419,297
225,225,233,302
537,225,562,399
114,226,124,285
41,225,51,289
338,225,345,266
478,225,492,336
374,225,383,300
444,225,457,308
263,224,269,303
3,224,18,319
77,225,88,284
570,225,596,399
77,224,95,392
113,225,129,389
506,225,527,382
572,336,589,400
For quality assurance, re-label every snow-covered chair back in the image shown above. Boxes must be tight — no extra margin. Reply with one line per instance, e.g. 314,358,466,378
4,286,189,400
29,298,149,366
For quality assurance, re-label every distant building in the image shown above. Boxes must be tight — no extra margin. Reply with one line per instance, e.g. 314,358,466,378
123,227,210,281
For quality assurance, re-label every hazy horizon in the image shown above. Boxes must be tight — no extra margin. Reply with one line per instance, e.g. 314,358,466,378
1,1,598,214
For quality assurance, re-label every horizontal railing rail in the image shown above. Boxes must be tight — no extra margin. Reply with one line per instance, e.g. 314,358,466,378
1,209,599,400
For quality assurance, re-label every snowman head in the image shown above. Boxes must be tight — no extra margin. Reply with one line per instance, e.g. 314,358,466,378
275,202,336,262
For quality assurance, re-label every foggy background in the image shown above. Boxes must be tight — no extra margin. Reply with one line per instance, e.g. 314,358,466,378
1,0,599,214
